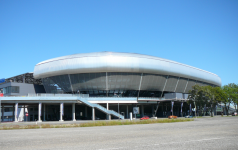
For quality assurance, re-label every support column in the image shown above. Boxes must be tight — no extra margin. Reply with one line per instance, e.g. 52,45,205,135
85,106,87,118
38,103,42,122
141,105,144,117
43,104,46,121
106,103,111,120
24,105,26,122
1,104,3,122
118,103,120,114
0,101,1,122
72,103,76,121
59,103,64,121
152,105,155,117
46,105,48,120
126,105,129,119
14,103,18,122
92,107,95,121
2,105,4,122
12,105,14,121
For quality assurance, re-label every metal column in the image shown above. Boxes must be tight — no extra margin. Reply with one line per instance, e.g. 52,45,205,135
59,103,64,121
92,107,95,121
126,105,129,119
106,103,111,120
72,103,76,121
0,103,2,122
141,105,144,117
44,104,46,121
24,105,26,122
2,105,4,122
38,103,42,122
85,106,87,118
14,103,18,122
152,105,155,117
0,101,1,122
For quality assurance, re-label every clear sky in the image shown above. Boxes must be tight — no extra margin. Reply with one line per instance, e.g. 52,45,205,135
0,0,237,86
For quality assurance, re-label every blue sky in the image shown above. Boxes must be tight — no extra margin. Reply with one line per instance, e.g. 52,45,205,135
0,0,237,86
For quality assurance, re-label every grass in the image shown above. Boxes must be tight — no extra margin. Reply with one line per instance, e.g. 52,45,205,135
0,118,194,130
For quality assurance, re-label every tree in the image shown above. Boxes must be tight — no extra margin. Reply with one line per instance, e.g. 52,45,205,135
188,85,222,117
231,84,238,113
188,85,208,116
222,84,234,116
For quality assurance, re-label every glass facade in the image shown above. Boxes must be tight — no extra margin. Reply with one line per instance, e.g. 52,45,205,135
3,86,19,94
42,72,215,97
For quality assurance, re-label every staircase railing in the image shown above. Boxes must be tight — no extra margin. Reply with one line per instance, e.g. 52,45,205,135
77,97,124,119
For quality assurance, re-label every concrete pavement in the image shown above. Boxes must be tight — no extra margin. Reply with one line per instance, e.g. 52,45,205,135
0,116,237,150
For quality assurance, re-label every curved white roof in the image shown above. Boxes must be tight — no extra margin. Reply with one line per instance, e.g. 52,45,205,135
33,52,221,86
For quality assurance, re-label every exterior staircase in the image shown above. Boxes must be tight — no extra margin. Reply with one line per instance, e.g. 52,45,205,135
77,97,124,119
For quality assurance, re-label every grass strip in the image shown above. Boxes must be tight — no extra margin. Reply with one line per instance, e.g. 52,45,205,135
0,118,193,130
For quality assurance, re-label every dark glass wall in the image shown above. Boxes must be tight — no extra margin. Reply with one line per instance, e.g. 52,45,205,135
42,72,215,97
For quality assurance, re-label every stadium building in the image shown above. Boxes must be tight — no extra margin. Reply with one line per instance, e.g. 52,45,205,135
0,52,221,122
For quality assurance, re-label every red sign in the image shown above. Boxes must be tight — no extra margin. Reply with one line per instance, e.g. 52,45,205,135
0,93,3,97
26,113,29,116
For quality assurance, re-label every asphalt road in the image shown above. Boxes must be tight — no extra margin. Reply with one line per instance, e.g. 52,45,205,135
0,116,237,150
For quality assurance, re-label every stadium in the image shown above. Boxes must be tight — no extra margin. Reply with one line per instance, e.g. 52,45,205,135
0,52,221,122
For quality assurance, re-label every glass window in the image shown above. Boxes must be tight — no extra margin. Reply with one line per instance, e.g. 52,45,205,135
2,86,19,94
11,86,19,93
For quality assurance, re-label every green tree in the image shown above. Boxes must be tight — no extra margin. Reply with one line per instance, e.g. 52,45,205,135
188,85,207,116
222,84,234,116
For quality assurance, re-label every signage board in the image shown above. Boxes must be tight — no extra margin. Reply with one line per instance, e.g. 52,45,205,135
26,113,29,116
133,107,139,114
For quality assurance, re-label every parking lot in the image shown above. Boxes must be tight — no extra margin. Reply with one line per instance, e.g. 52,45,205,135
0,116,237,150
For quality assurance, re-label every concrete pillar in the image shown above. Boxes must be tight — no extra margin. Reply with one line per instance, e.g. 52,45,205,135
0,102,1,122
38,103,42,122
126,105,129,119
46,105,48,120
85,106,87,118
152,105,155,117
72,103,76,121
118,103,120,114
141,105,144,117
59,103,64,121
92,107,95,121
1,104,3,122
106,103,110,120
24,105,26,121
33,107,35,121
12,105,14,121
14,103,18,122
43,104,46,121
